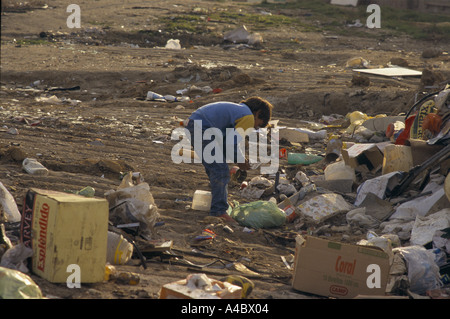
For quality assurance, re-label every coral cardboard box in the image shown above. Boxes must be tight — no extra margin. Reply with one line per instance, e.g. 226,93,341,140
20,188,108,283
292,235,390,299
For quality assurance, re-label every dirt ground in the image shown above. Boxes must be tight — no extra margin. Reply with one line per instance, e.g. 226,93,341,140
0,0,449,301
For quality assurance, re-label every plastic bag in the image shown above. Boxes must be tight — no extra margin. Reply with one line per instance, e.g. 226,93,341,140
230,201,286,229
106,173,159,237
397,245,443,295
0,266,43,299
0,181,21,223
410,209,450,246
0,243,33,273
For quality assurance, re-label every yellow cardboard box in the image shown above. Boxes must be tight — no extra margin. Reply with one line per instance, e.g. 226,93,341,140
20,188,108,283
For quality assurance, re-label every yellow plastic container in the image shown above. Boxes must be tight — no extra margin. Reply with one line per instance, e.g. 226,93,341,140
107,231,134,265
20,188,108,283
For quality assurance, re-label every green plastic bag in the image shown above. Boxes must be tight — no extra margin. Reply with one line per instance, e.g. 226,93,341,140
230,201,286,229
0,266,43,299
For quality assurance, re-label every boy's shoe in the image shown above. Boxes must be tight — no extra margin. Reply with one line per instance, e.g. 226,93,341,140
218,213,237,224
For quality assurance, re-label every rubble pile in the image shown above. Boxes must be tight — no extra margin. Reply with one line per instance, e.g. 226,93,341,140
1,85,448,300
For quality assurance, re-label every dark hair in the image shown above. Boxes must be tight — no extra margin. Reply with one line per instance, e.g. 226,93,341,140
240,96,273,127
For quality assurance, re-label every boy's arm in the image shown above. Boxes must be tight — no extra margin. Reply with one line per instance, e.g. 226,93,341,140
232,115,255,169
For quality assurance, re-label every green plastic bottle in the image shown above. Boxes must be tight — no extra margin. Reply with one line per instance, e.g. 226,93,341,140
287,153,323,165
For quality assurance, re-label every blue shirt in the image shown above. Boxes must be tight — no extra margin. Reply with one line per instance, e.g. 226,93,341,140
188,101,255,162
189,101,254,134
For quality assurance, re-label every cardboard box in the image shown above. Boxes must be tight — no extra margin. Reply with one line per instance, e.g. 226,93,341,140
311,175,354,193
341,143,385,171
382,144,413,175
160,278,242,299
292,235,390,299
20,188,108,283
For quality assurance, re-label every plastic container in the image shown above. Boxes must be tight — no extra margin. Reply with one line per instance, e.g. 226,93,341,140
165,39,181,50
325,135,343,161
287,153,323,165
146,91,164,101
191,190,212,211
106,231,134,265
22,158,48,176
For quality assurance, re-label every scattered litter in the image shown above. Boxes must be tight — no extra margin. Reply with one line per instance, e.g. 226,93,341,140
324,160,356,182
194,229,217,241
0,266,43,299
230,200,286,229
0,182,22,223
410,209,450,246
292,127,327,140
7,127,19,135
287,152,323,165
105,264,140,285
397,246,443,295
106,172,160,238
220,275,254,299
159,273,242,299
223,25,262,46
0,242,33,273
346,57,369,68
331,0,358,7
353,67,423,78
341,142,385,171
354,171,403,206
22,158,49,176
298,193,354,223
146,90,190,102
107,231,134,265
165,39,181,50
35,95,81,105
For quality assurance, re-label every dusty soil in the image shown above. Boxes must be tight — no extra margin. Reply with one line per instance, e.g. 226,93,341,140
0,0,449,301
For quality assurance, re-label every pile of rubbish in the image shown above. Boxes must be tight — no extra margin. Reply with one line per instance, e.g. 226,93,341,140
0,170,161,298
0,84,449,299
222,84,449,298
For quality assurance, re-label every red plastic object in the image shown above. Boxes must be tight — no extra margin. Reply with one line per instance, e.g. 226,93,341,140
395,115,416,145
